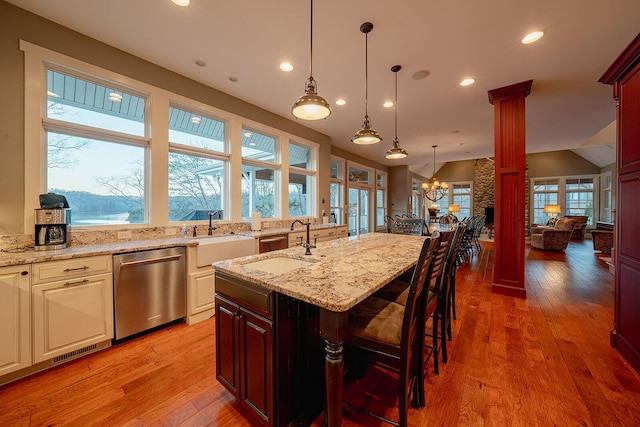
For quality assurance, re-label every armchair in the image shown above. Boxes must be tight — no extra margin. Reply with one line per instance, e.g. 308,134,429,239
564,215,588,239
530,218,577,251
591,230,613,253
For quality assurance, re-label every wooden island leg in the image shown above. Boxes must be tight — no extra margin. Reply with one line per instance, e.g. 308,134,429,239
319,309,349,427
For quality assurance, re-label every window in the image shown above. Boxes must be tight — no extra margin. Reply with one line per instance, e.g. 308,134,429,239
288,141,316,217
451,183,472,219
376,172,387,229
411,179,422,218
532,179,559,225
168,105,228,222
330,158,345,225
530,176,598,226
347,163,372,236
566,178,594,224
44,69,148,226
601,172,612,223
242,128,279,219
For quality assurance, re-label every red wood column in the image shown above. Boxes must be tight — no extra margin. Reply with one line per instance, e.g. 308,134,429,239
488,80,532,298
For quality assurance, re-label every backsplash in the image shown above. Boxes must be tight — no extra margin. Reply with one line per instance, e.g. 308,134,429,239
0,218,321,252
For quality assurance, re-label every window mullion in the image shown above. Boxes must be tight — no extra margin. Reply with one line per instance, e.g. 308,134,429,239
43,117,149,148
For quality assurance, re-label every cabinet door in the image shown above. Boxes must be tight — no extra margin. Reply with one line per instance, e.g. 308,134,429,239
0,265,31,376
189,272,215,315
239,307,274,425
215,296,240,396
32,272,113,363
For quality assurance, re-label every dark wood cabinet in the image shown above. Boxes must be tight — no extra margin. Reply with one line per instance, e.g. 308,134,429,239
599,33,640,373
214,271,324,427
216,294,274,424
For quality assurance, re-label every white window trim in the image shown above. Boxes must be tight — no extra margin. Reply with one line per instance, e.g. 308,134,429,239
21,40,320,229
529,174,599,225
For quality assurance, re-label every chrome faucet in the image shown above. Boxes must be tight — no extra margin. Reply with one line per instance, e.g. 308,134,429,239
290,219,315,255
208,211,221,235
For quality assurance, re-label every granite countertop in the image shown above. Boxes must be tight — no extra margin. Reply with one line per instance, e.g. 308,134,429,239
213,232,426,312
0,223,348,268
0,237,200,268
241,223,346,238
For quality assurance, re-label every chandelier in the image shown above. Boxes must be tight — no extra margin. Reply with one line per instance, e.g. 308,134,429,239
422,145,448,202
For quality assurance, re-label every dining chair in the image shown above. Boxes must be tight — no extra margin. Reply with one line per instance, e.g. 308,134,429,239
374,230,454,375
392,217,426,236
343,235,439,426
439,223,466,361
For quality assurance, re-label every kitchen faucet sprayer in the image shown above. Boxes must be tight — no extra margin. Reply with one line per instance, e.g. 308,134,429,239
208,211,221,235
290,220,315,255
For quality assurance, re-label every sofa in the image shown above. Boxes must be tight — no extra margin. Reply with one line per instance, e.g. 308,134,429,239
563,215,589,239
530,217,577,251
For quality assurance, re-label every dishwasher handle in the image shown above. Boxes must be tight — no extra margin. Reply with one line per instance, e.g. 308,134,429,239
259,236,287,243
119,254,183,268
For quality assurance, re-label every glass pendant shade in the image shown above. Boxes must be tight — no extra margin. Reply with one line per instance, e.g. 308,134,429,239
292,78,331,120
292,0,331,121
352,22,381,145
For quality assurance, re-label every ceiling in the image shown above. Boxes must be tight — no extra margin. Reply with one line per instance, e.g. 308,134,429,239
8,0,639,175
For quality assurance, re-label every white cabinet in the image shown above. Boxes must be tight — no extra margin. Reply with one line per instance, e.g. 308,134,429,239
32,256,113,363
0,265,31,376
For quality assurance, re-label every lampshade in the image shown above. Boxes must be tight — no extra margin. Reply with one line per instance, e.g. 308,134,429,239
352,22,381,145
385,65,408,159
543,204,561,214
448,204,461,213
291,0,331,121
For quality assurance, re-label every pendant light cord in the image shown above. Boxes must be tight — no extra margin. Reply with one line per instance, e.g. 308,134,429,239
364,29,369,117
394,69,398,139
309,0,314,80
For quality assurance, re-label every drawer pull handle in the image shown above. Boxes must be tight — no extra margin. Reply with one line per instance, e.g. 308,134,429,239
63,266,90,273
64,279,90,287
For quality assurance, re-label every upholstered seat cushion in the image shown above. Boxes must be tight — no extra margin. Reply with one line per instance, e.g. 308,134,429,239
348,296,405,348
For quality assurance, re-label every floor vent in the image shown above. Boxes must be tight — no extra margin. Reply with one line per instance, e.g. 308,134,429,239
52,344,98,364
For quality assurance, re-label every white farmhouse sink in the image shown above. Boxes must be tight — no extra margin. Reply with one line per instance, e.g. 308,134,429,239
243,256,314,275
195,235,256,267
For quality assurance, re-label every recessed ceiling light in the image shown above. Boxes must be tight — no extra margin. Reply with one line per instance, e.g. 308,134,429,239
460,78,475,86
244,132,252,137
280,62,294,72
108,92,122,102
412,69,431,80
171,0,190,6
383,101,394,108
249,142,256,146
229,76,238,82
195,59,206,67
47,91,60,98
335,99,346,106
191,116,201,124
522,30,545,44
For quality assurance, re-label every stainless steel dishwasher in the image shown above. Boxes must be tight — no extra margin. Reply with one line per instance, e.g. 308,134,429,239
113,247,186,340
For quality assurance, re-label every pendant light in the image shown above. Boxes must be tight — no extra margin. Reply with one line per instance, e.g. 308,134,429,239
385,65,408,159
291,0,331,120
422,145,449,202
352,22,382,145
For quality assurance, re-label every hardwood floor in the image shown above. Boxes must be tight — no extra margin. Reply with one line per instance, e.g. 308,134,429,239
1,239,639,426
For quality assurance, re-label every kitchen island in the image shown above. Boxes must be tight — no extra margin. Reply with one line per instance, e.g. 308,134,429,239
212,232,428,427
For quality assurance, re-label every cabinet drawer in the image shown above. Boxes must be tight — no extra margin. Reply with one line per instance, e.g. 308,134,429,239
32,255,112,284
215,271,273,319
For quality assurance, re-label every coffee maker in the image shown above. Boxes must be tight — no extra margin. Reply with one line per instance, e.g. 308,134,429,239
35,193,71,251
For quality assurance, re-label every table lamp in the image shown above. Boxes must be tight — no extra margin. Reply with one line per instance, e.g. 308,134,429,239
543,204,561,225
448,204,461,219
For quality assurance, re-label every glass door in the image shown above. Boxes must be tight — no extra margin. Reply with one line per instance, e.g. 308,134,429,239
348,187,369,236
